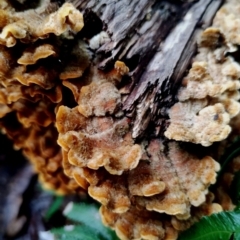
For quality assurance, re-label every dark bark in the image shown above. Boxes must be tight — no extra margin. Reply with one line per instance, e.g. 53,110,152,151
72,0,192,71
70,0,223,138
124,0,223,138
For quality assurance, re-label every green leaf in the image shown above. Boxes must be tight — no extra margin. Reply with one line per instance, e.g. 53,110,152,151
178,211,240,240
234,232,240,240
51,202,118,240
52,225,97,240
45,196,64,221
63,202,101,227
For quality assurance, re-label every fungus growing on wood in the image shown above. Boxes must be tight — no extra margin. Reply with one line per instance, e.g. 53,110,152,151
0,0,87,194
213,0,240,45
17,44,56,65
57,118,220,237
165,21,240,146
0,1,84,47
0,0,239,239
171,192,222,231
77,81,122,117
76,61,129,117
56,106,142,175
134,140,220,218
100,206,167,240
165,100,232,146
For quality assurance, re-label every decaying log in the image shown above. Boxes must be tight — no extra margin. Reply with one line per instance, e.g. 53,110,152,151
70,0,223,139
0,1,235,239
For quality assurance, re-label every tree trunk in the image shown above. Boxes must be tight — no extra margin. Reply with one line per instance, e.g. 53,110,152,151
70,0,223,139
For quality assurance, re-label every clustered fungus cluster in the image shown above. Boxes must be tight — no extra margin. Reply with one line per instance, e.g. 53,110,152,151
165,27,240,146
0,0,240,239
0,0,87,194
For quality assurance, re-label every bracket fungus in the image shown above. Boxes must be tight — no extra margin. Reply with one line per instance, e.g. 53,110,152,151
0,0,240,240
164,27,240,146
56,106,142,175
0,0,86,194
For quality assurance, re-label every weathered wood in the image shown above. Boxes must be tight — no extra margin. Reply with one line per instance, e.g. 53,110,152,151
70,0,223,139
71,0,192,70
124,0,224,138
